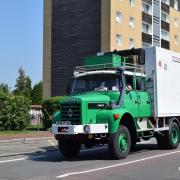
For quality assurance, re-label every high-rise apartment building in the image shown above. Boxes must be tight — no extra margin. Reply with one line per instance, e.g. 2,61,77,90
43,0,180,97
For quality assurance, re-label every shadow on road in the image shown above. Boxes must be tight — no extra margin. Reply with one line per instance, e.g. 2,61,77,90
30,143,161,163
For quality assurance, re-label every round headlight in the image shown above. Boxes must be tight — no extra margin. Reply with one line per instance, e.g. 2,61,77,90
84,125,90,133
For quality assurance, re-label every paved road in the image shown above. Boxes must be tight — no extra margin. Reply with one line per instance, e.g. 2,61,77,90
0,139,180,180
0,138,57,157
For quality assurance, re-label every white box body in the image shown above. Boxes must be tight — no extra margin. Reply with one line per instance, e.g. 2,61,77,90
145,46,180,117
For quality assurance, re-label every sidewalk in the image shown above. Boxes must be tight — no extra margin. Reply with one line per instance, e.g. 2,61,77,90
0,131,54,142
0,131,57,157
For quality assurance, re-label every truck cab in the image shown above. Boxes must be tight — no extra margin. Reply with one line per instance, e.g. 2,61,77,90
52,48,180,159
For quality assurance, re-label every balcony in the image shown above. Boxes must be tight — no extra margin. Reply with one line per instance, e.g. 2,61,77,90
161,39,169,49
161,2,170,13
161,21,169,31
142,32,152,44
142,12,152,24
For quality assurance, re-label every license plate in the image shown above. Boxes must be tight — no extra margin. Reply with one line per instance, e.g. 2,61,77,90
58,127,69,133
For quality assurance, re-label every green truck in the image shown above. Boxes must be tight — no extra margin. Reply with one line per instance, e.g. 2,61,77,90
52,47,180,159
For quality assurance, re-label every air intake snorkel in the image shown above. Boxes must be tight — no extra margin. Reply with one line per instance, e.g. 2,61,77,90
117,67,126,107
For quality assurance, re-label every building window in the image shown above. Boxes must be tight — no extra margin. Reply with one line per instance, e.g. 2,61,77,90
142,42,152,48
130,0,135,7
129,17,135,28
161,30,169,41
142,2,152,15
116,11,122,23
175,35,179,45
161,0,169,5
116,34,122,46
174,17,179,27
129,38,135,48
174,0,178,10
161,11,169,23
142,22,152,35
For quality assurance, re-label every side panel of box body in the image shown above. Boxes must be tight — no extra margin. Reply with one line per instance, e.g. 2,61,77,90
146,47,180,117
155,47,180,117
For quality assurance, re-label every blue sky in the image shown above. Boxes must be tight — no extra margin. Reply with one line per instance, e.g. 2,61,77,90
0,0,43,90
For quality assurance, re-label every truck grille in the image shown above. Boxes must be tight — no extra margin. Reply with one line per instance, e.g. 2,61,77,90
60,102,81,125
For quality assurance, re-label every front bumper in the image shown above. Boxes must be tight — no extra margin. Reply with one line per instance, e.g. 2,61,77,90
52,123,108,135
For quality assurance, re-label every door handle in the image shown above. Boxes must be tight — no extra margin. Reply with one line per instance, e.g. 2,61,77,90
146,100,151,104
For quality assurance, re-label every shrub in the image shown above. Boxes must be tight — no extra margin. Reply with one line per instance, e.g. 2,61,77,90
0,92,30,130
42,96,65,130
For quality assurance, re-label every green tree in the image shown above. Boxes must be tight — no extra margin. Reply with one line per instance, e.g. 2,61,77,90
31,81,42,105
0,93,30,130
0,83,10,94
25,76,32,98
14,67,32,99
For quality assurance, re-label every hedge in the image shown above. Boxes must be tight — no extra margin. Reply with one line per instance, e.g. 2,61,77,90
0,92,30,130
42,96,65,130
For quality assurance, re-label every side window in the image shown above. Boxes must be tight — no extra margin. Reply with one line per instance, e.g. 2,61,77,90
125,75,134,90
136,77,145,91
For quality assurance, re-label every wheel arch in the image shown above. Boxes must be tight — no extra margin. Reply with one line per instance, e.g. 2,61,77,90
169,117,180,129
52,111,61,124
119,113,138,141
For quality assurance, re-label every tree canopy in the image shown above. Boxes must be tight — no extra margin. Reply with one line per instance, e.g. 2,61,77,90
0,83,10,94
13,67,32,99
31,81,42,105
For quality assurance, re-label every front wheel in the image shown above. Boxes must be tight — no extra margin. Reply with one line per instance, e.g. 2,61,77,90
108,125,131,159
58,140,81,158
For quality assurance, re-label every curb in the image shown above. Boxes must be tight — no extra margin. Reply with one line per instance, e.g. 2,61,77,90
0,137,54,143
0,148,58,158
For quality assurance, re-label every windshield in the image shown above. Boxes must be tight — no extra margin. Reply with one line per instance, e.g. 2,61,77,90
72,74,121,94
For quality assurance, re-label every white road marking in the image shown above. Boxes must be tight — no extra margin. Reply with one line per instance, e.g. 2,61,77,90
0,155,46,164
48,140,56,147
56,150,180,179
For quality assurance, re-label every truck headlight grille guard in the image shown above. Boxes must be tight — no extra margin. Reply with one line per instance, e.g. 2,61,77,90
60,102,81,125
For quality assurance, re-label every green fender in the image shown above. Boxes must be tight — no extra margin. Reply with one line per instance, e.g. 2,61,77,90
96,108,135,133
52,111,61,124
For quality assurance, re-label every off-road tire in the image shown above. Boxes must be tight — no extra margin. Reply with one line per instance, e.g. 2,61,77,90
58,140,81,158
156,122,180,149
108,125,131,159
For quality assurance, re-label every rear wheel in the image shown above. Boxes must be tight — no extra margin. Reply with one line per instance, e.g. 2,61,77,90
156,122,180,149
108,125,131,159
58,140,81,158
167,122,180,149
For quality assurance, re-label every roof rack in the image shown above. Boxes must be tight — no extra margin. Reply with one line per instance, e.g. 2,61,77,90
105,48,145,65
74,62,144,75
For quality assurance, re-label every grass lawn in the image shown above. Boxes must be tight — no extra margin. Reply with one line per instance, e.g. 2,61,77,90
0,124,45,135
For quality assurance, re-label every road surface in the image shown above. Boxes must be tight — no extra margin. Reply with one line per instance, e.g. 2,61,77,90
0,138,180,180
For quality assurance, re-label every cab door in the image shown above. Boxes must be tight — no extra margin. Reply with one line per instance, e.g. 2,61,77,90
135,77,151,117
123,75,139,118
